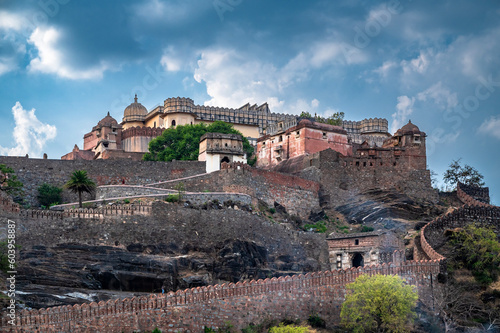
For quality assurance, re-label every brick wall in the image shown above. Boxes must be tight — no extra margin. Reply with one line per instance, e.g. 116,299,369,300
2,259,442,333
0,156,205,207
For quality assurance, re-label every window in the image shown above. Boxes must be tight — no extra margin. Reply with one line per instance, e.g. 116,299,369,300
323,132,327,139
363,162,366,167
336,254,342,269
355,239,359,245
356,161,359,166
153,121,156,128
171,120,176,126
279,135,283,142
393,161,397,166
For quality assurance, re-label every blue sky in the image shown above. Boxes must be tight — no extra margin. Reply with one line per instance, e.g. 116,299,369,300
0,0,499,203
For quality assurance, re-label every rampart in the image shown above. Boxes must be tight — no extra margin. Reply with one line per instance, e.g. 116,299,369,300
0,156,205,206
152,162,321,218
1,257,441,333
420,182,499,261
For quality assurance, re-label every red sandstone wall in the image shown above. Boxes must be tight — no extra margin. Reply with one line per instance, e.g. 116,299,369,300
2,258,442,333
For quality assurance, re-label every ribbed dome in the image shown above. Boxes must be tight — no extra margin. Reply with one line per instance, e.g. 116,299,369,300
98,112,118,127
123,94,147,121
396,120,420,135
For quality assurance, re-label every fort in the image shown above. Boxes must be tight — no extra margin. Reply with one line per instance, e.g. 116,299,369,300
1,96,497,331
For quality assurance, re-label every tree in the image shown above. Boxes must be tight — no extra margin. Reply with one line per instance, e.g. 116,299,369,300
443,158,485,189
449,224,500,285
341,274,418,333
0,164,23,197
64,170,96,208
143,121,254,163
299,111,345,126
37,183,63,208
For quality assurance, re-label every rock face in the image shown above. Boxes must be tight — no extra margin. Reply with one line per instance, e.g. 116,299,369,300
9,202,329,309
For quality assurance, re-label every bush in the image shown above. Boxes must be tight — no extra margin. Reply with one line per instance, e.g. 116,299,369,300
307,314,326,328
304,221,327,233
360,225,374,232
165,194,180,203
269,207,276,214
268,324,309,333
449,224,500,285
37,183,62,208
123,199,130,204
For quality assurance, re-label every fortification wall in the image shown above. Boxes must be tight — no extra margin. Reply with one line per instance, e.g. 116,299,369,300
2,259,441,333
0,156,205,207
420,183,499,261
153,162,321,218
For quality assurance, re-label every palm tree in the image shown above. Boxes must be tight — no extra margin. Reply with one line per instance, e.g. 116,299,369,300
64,170,96,208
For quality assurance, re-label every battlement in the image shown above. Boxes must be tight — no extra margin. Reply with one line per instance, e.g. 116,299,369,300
457,182,490,205
164,97,196,114
2,255,442,332
121,126,164,140
342,118,389,135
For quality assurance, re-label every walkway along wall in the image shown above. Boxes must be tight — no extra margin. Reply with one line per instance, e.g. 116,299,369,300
1,258,442,333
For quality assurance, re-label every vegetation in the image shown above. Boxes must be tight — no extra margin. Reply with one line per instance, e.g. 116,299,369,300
143,121,254,164
307,314,326,328
360,225,374,232
448,224,500,285
0,241,10,273
303,221,327,233
268,324,309,333
341,274,418,333
64,170,96,208
37,183,62,208
299,111,345,126
174,182,185,202
0,164,23,198
443,158,485,189
165,194,180,203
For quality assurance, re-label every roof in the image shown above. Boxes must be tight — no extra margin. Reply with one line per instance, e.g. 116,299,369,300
327,230,383,240
123,94,148,121
395,120,421,136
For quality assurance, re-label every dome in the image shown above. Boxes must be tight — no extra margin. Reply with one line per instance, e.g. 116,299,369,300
123,94,148,121
396,120,420,135
97,112,118,127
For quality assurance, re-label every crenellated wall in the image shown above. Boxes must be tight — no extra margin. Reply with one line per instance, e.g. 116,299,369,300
1,257,442,333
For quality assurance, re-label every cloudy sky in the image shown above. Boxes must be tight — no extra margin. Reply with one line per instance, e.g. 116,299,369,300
0,0,499,203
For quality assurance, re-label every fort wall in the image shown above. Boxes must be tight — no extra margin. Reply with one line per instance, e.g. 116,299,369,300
153,162,321,218
2,259,441,333
0,156,205,207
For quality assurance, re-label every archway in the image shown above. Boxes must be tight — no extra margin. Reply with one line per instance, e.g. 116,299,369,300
220,156,230,168
352,253,364,268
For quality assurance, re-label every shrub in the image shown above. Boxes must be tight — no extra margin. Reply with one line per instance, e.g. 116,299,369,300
304,221,327,233
268,324,309,333
37,183,63,208
165,194,180,203
269,207,276,214
307,314,326,328
360,225,374,232
449,224,500,285
123,199,130,204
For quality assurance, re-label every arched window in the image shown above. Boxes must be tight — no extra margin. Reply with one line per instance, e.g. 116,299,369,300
171,120,176,127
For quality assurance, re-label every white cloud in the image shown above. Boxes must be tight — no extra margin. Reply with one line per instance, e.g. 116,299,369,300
401,51,429,75
0,102,57,157
478,116,500,140
28,27,111,80
0,11,25,31
391,95,415,133
416,82,458,110
373,61,397,79
160,47,183,72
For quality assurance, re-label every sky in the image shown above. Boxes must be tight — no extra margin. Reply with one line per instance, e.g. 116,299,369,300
0,0,499,204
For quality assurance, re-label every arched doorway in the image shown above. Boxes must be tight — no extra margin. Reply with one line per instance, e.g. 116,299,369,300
352,253,364,268
220,156,230,168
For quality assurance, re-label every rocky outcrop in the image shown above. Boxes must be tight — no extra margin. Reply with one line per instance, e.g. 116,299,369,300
7,201,329,309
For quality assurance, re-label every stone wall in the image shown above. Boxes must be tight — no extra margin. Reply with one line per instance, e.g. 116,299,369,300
154,162,321,218
0,156,205,207
2,259,442,333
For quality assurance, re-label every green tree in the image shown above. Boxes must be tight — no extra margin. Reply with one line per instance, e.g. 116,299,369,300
0,164,23,197
449,224,500,285
443,158,485,189
64,170,96,208
341,274,418,333
37,183,63,208
143,121,254,163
